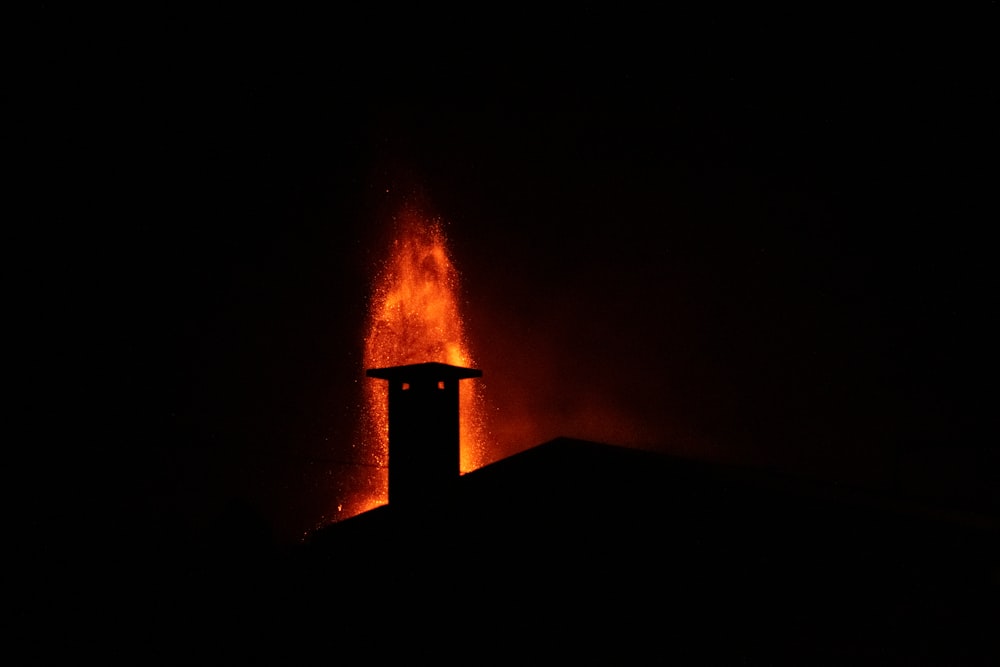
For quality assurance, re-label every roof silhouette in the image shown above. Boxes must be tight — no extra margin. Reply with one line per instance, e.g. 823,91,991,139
117,436,998,664
293,437,998,663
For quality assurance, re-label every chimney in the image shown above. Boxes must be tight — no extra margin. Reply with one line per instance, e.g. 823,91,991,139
365,362,482,506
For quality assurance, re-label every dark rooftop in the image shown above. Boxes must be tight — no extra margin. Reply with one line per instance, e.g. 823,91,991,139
291,437,999,663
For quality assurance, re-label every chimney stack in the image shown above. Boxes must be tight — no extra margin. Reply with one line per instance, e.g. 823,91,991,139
365,362,482,506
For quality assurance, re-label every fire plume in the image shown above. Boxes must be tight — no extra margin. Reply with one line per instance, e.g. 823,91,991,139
356,205,491,509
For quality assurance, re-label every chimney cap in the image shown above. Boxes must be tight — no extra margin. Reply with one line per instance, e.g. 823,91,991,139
365,361,482,382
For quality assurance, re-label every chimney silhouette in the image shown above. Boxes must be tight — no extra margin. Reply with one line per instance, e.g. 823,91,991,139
365,362,482,506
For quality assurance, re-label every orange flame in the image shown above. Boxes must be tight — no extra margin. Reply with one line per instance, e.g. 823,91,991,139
353,205,491,512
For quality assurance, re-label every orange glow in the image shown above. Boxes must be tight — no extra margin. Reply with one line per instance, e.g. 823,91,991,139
350,204,491,514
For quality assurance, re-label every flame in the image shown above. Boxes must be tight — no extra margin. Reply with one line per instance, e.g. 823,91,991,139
352,204,491,512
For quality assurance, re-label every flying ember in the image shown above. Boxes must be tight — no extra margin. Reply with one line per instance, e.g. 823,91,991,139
352,204,491,513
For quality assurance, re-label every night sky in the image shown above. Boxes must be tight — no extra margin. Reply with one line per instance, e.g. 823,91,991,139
21,8,996,549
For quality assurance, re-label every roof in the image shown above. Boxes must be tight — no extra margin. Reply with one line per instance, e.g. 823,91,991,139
294,437,997,661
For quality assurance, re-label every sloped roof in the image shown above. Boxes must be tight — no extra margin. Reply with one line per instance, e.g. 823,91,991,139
194,437,995,662
300,439,996,651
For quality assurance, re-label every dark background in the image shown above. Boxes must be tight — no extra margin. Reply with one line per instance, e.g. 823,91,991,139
16,7,996,550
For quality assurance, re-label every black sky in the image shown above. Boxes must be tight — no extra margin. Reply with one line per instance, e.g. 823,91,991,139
19,8,997,547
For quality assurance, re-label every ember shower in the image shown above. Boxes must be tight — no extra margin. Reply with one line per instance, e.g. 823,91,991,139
353,205,492,513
